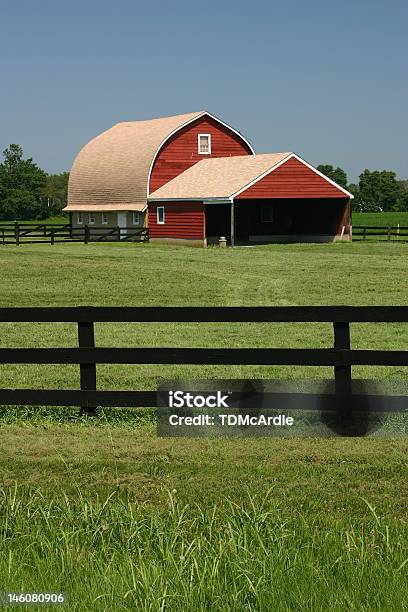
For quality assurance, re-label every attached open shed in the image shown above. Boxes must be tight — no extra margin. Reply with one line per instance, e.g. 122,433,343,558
148,153,353,246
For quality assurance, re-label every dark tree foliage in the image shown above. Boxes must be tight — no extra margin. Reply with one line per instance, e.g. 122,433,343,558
316,164,348,189
0,144,48,220
42,172,69,214
352,170,407,212
317,162,408,212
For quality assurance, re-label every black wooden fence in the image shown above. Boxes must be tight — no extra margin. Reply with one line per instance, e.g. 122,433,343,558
0,306,407,413
0,223,148,245
352,225,408,241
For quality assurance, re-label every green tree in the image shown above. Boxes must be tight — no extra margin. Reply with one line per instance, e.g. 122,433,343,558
42,171,69,214
357,169,405,212
0,144,48,220
316,164,348,188
395,180,408,211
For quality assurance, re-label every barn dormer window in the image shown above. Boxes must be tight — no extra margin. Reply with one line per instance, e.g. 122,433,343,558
198,134,211,154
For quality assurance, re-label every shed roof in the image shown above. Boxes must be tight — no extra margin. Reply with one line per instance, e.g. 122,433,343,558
148,152,354,201
65,111,206,211
148,153,293,200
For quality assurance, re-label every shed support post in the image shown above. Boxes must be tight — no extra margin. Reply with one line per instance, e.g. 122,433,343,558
78,321,97,415
230,201,235,247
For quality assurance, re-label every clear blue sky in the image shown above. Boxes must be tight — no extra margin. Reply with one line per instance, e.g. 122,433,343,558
0,0,407,182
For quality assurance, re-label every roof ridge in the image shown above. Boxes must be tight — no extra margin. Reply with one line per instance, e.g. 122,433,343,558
199,152,293,164
114,110,205,126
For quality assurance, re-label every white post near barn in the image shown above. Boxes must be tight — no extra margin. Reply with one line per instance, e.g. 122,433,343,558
230,201,235,247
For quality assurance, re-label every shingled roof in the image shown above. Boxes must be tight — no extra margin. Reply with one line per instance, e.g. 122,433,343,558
65,111,205,211
148,153,294,201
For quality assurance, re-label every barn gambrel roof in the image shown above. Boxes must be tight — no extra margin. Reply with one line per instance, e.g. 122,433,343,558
65,111,254,212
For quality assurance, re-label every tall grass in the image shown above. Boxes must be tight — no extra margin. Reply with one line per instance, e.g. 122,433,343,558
1,242,408,610
0,485,407,611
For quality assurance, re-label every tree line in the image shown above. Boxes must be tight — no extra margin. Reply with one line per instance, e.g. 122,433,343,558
316,164,408,212
0,144,68,220
0,144,407,220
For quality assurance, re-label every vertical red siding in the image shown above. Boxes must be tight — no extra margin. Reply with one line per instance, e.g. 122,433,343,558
149,115,253,193
237,157,348,199
148,202,205,239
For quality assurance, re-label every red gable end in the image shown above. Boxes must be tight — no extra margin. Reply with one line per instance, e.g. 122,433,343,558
149,115,253,194
236,156,348,199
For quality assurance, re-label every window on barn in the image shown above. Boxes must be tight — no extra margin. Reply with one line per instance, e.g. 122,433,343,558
89,212,95,225
157,206,165,224
101,212,108,224
77,212,83,224
198,134,211,154
132,212,141,225
260,205,274,223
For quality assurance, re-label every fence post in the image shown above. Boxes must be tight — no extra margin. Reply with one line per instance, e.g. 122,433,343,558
333,321,352,425
1,229,4,246
84,224,90,244
50,229,55,245
117,225,120,241
14,222,20,246
78,321,97,415
387,226,391,241
363,227,366,241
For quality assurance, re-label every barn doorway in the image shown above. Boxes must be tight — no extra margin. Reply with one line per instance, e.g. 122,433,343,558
205,204,231,244
233,199,351,243
117,212,128,238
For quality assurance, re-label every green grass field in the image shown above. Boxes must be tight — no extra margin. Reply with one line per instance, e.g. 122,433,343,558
0,215,69,225
1,241,408,611
353,211,408,226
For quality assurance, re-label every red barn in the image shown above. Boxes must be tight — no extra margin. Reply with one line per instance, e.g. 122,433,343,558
64,111,352,246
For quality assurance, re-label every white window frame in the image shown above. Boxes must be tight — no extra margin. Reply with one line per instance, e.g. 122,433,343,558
157,206,165,225
77,212,83,224
198,133,211,155
132,211,141,226
89,212,95,225
101,212,108,225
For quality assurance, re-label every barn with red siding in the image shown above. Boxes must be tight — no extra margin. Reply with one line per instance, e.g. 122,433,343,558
64,110,353,246
149,153,353,246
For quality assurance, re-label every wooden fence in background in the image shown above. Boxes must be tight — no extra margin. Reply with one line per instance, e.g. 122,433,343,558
0,223,148,245
352,225,408,241
0,306,407,413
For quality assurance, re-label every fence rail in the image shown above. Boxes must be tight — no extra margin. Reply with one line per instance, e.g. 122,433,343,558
0,223,148,245
0,306,407,413
352,225,408,241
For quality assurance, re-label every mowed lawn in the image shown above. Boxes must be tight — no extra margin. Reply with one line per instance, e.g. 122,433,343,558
1,241,408,611
353,211,408,227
